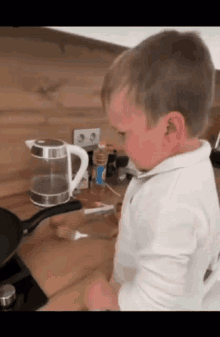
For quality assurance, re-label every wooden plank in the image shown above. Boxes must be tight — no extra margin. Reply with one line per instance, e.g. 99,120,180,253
0,28,125,63
0,178,30,198
0,111,46,125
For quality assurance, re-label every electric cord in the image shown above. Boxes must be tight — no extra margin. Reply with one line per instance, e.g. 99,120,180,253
105,183,122,197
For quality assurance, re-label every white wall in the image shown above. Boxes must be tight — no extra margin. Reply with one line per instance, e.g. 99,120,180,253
46,27,220,70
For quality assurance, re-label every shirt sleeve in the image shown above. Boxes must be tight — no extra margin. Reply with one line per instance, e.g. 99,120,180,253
117,200,207,311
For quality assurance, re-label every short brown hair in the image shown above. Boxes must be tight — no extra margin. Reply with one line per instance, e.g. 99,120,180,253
101,29,215,139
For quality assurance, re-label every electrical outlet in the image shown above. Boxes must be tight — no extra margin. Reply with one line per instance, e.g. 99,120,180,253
73,128,101,148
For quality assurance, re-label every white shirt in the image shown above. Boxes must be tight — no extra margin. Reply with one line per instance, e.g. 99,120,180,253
113,140,220,311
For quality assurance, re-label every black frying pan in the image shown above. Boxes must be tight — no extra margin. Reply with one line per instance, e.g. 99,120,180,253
0,200,83,267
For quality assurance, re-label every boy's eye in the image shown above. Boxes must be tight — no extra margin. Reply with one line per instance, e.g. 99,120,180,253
118,132,126,140
109,126,126,139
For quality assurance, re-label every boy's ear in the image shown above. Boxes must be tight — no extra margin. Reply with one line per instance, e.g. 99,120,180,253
165,119,176,135
164,112,188,138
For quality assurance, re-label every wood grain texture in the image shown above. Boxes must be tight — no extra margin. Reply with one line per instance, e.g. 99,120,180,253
0,27,126,59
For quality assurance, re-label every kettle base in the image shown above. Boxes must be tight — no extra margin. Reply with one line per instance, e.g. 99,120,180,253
29,190,70,208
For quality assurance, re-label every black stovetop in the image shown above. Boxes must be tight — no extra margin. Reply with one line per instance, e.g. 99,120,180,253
0,253,48,311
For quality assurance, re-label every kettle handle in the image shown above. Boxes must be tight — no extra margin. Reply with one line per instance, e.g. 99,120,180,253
66,144,89,196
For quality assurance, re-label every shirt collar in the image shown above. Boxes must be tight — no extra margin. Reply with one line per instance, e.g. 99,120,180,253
129,140,212,180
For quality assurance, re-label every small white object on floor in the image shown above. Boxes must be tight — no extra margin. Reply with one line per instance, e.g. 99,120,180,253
72,230,89,241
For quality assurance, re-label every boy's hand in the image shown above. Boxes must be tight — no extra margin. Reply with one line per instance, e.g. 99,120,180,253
27,210,85,241
84,271,121,311
49,209,86,239
50,210,118,241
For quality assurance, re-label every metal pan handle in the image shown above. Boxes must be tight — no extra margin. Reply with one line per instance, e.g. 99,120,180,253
22,200,83,235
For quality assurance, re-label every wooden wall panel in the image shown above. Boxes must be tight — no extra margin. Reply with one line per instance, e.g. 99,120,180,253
0,57,107,111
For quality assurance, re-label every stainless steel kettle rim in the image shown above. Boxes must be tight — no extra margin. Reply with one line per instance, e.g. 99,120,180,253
35,139,65,148
31,139,67,159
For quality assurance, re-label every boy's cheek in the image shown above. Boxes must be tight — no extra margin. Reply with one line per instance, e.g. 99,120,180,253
126,135,138,153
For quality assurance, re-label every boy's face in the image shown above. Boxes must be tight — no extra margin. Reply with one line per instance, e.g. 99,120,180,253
107,88,200,172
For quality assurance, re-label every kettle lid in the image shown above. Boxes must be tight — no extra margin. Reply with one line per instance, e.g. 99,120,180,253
35,139,65,147
31,139,67,159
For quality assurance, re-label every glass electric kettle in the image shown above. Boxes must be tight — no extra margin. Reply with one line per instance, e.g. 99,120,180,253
25,139,89,208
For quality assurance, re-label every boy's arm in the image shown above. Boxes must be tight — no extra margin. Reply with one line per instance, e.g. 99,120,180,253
85,206,122,311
